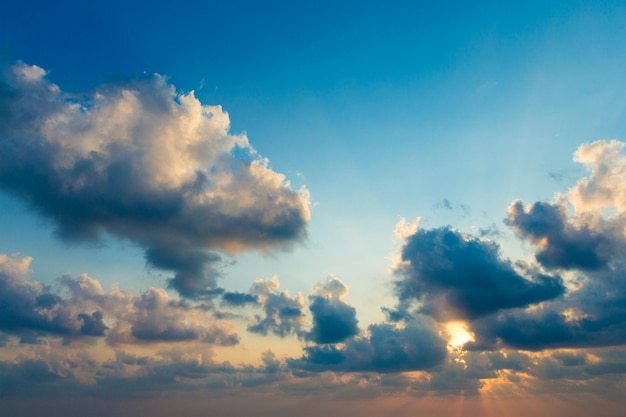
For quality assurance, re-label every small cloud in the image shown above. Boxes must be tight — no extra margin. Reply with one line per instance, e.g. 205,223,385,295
247,276,306,338
435,198,454,210
221,291,259,307
478,224,503,239
434,199,471,217
394,217,421,240
305,277,359,344
505,200,619,271
548,171,564,182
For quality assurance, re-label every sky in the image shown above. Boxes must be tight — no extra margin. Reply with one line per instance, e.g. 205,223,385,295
1,0,626,415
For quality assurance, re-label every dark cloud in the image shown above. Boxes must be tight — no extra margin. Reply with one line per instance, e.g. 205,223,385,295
78,311,108,336
0,62,310,298
108,288,239,346
393,226,565,321
380,306,409,323
456,141,626,351
290,318,447,373
517,349,626,386
306,297,359,343
0,253,239,346
506,200,618,270
305,277,359,344
128,291,200,342
0,254,107,341
144,247,224,299
553,351,587,367
0,359,67,397
247,277,306,337
469,267,626,351
220,291,259,307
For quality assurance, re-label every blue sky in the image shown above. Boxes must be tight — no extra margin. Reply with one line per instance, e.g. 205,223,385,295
1,1,626,416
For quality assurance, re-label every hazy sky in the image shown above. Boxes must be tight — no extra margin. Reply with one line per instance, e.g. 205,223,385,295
1,1,626,416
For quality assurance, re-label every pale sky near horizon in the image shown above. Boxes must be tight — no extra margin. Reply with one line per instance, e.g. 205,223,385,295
1,1,626,416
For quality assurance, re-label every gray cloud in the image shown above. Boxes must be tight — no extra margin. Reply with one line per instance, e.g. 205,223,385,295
290,318,447,373
247,277,307,337
393,226,565,321
0,254,107,341
305,277,359,344
506,200,619,271
220,291,259,307
466,141,626,351
0,62,310,298
122,288,239,345
469,267,626,351
0,253,239,347
144,247,225,299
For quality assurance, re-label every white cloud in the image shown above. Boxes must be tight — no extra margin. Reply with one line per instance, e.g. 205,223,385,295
0,61,310,297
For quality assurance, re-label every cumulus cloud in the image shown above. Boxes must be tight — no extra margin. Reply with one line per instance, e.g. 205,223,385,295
107,288,239,346
0,62,310,298
305,276,359,344
506,141,626,272
247,276,307,337
505,200,621,270
0,254,108,341
0,253,238,346
470,140,626,351
290,317,447,373
569,140,626,213
387,142,626,351
393,226,565,321
469,265,626,350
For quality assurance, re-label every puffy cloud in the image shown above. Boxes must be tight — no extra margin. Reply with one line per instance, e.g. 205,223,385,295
290,317,447,373
0,253,238,346
503,139,626,275
305,277,359,344
107,288,239,346
247,276,307,337
469,266,626,350
393,226,565,321
474,140,626,350
144,247,225,299
506,141,626,272
569,140,626,213
505,200,621,270
386,140,626,356
0,62,310,298
0,254,108,341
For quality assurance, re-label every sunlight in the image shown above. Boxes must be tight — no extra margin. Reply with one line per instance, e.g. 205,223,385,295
445,321,474,349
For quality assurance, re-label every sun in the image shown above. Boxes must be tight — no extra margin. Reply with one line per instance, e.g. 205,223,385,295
445,321,474,349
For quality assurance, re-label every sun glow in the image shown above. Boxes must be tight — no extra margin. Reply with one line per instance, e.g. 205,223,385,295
445,321,474,349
